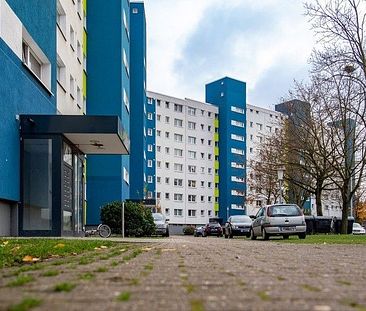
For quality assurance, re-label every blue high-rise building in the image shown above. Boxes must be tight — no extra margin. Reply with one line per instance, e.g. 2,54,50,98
86,0,131,225
130,1,151,200
206,77,247,221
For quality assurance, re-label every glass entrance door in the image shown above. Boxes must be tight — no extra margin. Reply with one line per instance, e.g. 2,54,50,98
73,155,84,234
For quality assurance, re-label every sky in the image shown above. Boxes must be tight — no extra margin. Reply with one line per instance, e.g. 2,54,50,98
143,0,316,110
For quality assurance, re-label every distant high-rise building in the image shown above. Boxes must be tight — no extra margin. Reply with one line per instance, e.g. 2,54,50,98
206,77,247,221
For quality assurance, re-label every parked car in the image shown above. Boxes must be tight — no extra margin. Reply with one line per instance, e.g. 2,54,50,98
152,213,169,237
250,204,306,240
352,223,366,235
225,215,252,238
194,225,205,237
203,222,223,237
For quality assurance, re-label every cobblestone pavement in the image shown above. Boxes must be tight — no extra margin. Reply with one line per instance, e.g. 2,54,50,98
0,236,365,311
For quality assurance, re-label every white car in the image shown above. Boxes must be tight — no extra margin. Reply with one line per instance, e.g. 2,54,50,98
352,223,366,235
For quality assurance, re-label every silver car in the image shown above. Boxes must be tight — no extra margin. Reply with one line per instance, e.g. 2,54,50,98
152,213,170,237
250,204,306,240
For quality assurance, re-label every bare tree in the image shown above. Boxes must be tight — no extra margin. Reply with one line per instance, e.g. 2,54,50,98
304,0,366,232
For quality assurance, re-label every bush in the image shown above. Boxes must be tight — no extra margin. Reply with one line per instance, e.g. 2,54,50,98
183,226,195,235
100,201,155,237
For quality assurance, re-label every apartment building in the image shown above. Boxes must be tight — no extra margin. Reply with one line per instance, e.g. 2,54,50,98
246,104,283,215
86,0,132,225
206,77,247,222
0,0,129,236
145,92,218,232
56,0,85,115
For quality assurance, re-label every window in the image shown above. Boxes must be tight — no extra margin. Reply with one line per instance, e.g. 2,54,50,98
174,178,183,186
147,112,153,120
257,123,263,130
157,99,161,106
231,148,245,155
157,130,161,137
257,136,263,143
147,128,153,136
56,55,66,89
165,132,170,138
188,107,196,116
231,134,245,142
22,42,42,80
266,126,272,132
157,177,161,183
188,121,196,130
250,121,253,127
174,209,183,216
165,162,170,169
208,112,212,117
123,88,130,112
165,101,170,109
147,97,152,105
208,126,212,132
208,154,212,160
147,160,153,167
174,118,183,127
231,190,245,196
208,168,212,174
165,116,170,123
231,106,245,114
174,163,183,172
249,147,253,153
201,167,205,173
69,26,75,50
208,140,212,146
157,161,161,168
174,104,183,112
201,124,204,130
188,180,196,188
123,49,129,76
231,120,245,128
174,134,183,142
157,114,161,121
165,193,170,200
188,151,196,159
77,86,81,108
77,41,82,62
147,176,153,183
174,193,183,201
69,75,75,99
165,207,170,215
201,153,205,159
188,210,196,217
56,1,66,38
188,165,196,173
132,8,138,14
148,144,153,152
208,196,212,202
188,195,196,202
123,9,129,37
231,162,245,169
174,148,183,157
165,177,170,184
201,139,205,145
165,147,170,154
208,210,212,216
201,210,205,216
232,176,245,183
188,136,196,144
201,196,205,202
201,181,204,187
123,167,129,184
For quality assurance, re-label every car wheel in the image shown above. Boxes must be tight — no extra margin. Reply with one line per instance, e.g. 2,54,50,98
283,235,289,240
262,228,269,240
250,229,257,240
298,232,306,239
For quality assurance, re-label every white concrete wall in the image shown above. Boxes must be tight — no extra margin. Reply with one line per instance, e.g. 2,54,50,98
56,0,84,115
0,0,22,58
148,92,218,226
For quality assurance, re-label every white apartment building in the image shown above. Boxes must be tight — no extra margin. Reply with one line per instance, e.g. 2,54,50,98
56,0,85,115
246,104,283,215
148,92,218,232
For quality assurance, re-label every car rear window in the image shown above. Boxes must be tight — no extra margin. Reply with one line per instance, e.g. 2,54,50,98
267,205,302,217
231,216,251,223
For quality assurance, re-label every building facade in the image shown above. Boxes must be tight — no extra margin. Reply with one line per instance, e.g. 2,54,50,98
86,0,132,225
206,77,247,222
143,92,218,232
245,104,283,215
0,0,129,236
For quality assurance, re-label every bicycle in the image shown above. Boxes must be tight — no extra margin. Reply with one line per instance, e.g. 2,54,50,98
85,224,112,238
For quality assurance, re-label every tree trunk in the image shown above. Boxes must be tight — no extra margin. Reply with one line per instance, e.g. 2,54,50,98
341,195,349,234
315,185,323,216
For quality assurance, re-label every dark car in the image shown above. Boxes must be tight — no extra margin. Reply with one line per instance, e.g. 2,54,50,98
194,225,205,237
203,222,223,237
224,215,252,238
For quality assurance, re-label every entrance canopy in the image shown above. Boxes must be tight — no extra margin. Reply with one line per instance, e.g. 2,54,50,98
20,115,129,154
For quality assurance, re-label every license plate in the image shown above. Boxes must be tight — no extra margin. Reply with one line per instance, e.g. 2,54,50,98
240,228,249,232
281,227,296,232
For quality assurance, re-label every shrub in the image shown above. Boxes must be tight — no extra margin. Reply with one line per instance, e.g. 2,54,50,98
101,201,155,237
183,226,195,235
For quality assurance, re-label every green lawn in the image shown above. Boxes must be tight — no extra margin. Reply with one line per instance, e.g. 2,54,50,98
278,234,366,244
0,239,117,268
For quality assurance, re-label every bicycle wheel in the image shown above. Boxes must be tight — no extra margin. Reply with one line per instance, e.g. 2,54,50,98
98,224,111,238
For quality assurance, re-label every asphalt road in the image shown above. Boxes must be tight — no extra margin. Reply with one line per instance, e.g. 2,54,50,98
0,236,365,311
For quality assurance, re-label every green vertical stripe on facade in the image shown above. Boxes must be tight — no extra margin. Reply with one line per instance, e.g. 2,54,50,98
83,71,87,98
83,30,87,56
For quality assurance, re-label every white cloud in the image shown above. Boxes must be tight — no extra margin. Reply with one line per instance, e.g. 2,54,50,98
144,0,316,107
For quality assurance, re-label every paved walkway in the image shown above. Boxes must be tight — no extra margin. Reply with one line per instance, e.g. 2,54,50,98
0,236,365,311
